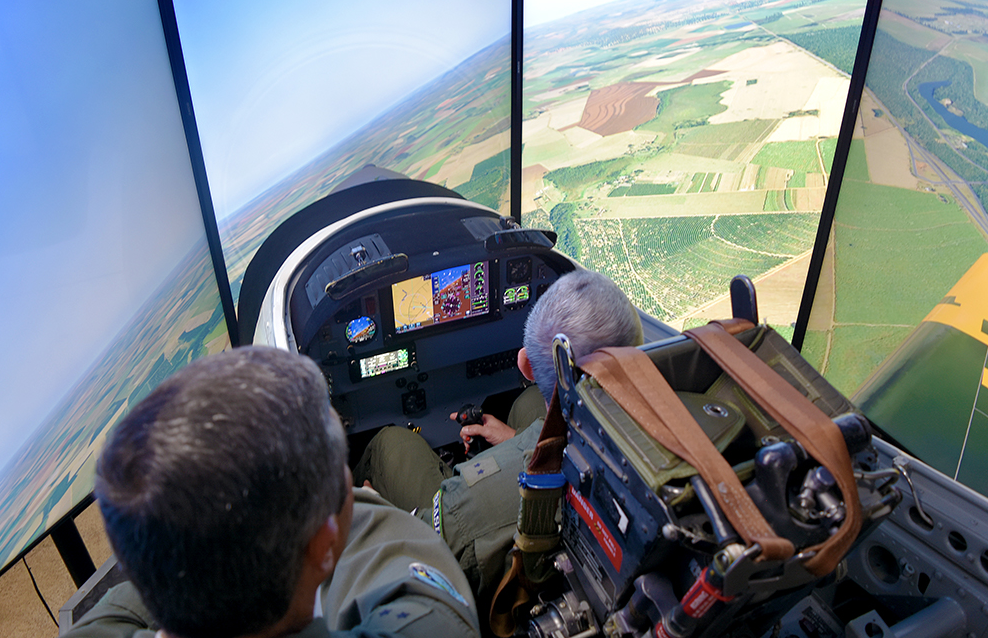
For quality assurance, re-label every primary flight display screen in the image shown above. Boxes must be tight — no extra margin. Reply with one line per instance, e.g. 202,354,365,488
392,261,490,334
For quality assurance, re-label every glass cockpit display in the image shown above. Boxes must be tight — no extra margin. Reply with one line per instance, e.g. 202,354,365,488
359,348,411,379
346,316,377,344
392,262,490,334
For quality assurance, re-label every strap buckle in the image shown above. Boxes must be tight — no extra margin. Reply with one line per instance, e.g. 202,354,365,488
518,471,567,490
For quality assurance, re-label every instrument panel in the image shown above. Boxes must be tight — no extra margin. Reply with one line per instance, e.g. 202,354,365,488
305,251,567,447
245,194,576,448
242,183,673,450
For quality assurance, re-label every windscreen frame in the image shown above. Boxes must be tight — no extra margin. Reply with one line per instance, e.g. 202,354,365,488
791,0,885,350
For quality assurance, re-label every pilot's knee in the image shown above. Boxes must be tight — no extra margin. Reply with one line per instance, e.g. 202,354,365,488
360,426,432,475
356,426,408,483
371,425,428,452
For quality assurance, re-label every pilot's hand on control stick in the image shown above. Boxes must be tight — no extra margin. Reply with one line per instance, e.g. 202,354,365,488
450,412,515,452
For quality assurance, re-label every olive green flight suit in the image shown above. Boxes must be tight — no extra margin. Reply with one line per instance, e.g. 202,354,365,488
354,386,548,602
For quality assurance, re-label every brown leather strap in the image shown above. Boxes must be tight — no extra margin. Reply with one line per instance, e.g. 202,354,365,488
684,322,862,575
711,317,755,335
578,347,795,562
489,550,530,637
526,387,567,474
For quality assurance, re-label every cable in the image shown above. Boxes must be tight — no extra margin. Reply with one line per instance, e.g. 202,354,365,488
23,557,58,628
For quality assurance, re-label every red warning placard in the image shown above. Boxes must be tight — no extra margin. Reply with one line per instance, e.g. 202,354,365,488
567,485,623,571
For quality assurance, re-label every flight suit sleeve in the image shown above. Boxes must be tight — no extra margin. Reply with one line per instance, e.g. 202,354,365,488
321,488,480,638
59,582,158,638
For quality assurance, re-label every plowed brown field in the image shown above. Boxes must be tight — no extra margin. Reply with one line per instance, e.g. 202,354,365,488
573,82,661,136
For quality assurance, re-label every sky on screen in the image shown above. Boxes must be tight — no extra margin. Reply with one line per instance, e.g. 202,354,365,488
172,0,513,221
0,1,209,477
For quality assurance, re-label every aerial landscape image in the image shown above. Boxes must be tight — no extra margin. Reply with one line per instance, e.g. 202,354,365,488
0,1,231,570
519,0,867,337
0,241,229,570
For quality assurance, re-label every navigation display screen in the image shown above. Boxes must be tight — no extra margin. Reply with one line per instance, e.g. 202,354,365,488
392,262,490,334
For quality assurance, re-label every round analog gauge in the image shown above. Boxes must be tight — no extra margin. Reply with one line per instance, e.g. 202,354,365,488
506,257,532,285
346,316,377,344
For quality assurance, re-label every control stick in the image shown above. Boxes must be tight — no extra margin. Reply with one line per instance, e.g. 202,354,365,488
455,403,484,425
455,404,488,454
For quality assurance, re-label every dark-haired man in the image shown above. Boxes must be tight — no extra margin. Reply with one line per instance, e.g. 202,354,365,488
64,346,479,638
355,270,644,602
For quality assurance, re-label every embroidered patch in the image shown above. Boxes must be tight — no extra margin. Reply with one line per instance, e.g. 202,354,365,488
460,455,500,486
432,489,443,536
409,562,470,607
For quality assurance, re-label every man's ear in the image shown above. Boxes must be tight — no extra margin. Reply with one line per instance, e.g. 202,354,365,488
306,515,340,576
518,348,534,381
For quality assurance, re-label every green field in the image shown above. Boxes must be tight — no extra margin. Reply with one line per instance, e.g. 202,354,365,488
763,190,786,211
813,325,916,396
636,81,732,139
783,25,862,75
576,213,815,320
821,137,838,173
688,173,707,193
610,183,678,197
676,119,777,160
424,157,447,179
842,139,869,182
833,180,987,327
799,329,829,373
753,140,824,173
713,212,818,252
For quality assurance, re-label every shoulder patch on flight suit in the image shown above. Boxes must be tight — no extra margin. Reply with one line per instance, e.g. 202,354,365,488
409,562,470,607
460,455,500,486
368,600,431,632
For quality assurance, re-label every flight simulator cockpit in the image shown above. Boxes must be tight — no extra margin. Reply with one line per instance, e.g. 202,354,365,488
238,170,679,451
11,1,988,635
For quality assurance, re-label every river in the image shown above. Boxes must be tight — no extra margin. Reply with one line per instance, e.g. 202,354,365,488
918,80,988,150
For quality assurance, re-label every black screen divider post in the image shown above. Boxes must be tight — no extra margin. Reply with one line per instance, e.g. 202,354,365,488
511,0,524,224
50,518,97,589
157,0,240,347
792,0,884,352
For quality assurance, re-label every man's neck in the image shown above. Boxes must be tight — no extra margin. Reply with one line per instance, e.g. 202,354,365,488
155,587,318,638
157,613,315,638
